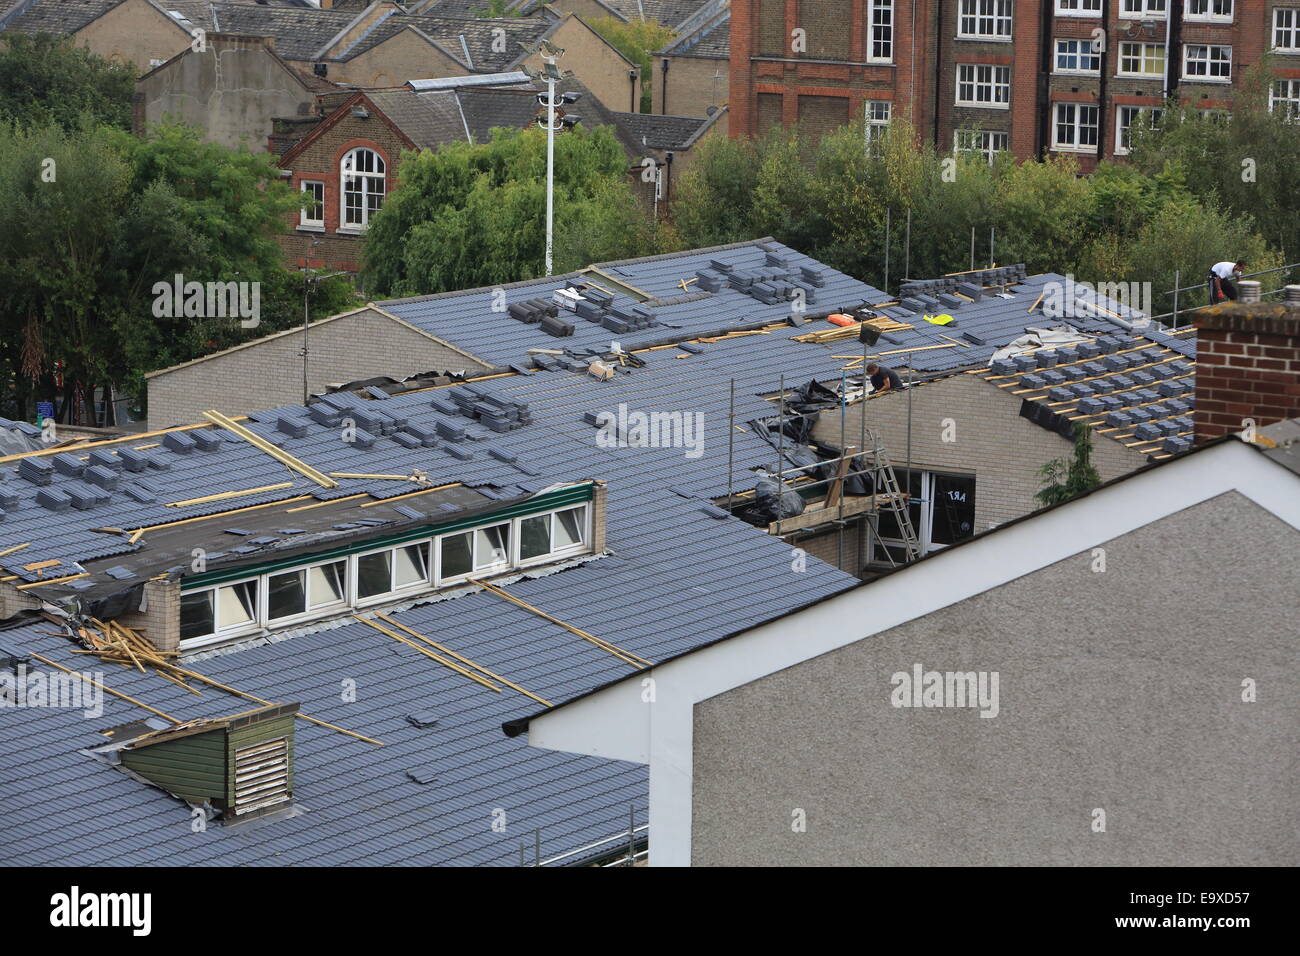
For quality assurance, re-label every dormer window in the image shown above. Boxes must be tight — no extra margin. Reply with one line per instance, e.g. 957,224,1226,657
174,491,597,650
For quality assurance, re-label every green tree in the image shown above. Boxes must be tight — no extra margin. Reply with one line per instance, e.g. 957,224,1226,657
361,125,652,297
0,34,135,131
473,0,522,17
587,16,676,113
1035,423,1103,507
0,121,357,421
1128,61,1300,262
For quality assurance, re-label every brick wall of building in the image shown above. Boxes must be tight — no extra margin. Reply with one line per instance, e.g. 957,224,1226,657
730,0,1292,164
521,17,642,116
1192,300,1300,442
136,36,319,152
145,308,491,427
75,0,190,73
653,53,730,117
810,372,1146,535
118,579,182,656
327,27,466,87
278,108,413,272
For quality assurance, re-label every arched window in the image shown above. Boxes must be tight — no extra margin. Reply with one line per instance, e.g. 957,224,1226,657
340,147,385,229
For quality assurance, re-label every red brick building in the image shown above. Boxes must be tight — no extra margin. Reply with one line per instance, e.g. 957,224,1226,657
729,1,1300,168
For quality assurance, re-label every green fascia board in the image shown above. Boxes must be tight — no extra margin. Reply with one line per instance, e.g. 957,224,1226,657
182,483,594,591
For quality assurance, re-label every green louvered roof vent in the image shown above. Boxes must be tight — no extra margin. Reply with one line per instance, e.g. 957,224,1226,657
119,702,299,822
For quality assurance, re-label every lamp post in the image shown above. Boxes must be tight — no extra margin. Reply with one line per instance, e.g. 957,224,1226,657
532,47,579,277
303,269,346,404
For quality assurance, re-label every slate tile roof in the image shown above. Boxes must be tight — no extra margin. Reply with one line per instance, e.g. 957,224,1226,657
1,0,129,34
380,239,892,368
341,14,552,71
660,5,728,56
613,111,711,150
0,247,871,866
596,0,717,30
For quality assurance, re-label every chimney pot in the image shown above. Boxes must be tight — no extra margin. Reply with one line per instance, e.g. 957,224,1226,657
1238,280,1261,303
1285,285,1300,305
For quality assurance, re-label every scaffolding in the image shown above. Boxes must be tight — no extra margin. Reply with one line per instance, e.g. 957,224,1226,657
724,372,922,575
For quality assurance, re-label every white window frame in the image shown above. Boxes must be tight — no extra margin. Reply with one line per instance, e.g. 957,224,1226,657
1055,0,1101,17
865,99,891,144
179,577,261,649
1270,79,1300,121
1054,38,1101,74
299,180,325,230
867,0,894,64
1119,0,1166,18
958,0,1013,40
1185,0,1233,22
263,557,349,626
1182,44,1231,82
1274,8,1300,51
1052,101,1099,152
1117,41,1166,78
954,128,1009,164
955,64,1011,108
515,505,591,568
352,541,432,607
339,147,385,232
1114,105,1163,155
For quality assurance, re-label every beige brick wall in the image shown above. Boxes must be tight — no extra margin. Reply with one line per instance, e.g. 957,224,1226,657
811,373,1146,534
589,480,609,554
325,28,466,87
0,583,42,621
522,17,641,116
118,579,181,656
145,308,491,427
137,38,318,151
652,54,729,118
75,0,191,74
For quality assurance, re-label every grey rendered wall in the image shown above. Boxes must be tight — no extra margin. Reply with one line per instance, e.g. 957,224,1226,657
691,491,1299,866
139,44,316,151
812,373,1146,533
146,309,490,427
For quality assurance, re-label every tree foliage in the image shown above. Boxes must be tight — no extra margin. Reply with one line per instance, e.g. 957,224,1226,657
0,34,135,131
1035,423,1103,507
362,125,653,297
671,111,1291,313
0,122,356,420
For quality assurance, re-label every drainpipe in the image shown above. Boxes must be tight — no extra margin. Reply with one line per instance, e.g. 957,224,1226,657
660,57,670,114
1167,0,1182,104
664,150,674,206
630,68,639,112
932,0,944,147
1097,0,1111,160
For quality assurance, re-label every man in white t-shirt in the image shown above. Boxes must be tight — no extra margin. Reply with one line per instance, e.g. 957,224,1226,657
1208,260,1246,303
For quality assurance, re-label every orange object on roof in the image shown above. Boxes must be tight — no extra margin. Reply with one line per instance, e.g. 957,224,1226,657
827,314,854,327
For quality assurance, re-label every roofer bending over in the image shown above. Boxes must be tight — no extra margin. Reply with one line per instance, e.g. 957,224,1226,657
867,363,904,394
1208,260,1246,304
